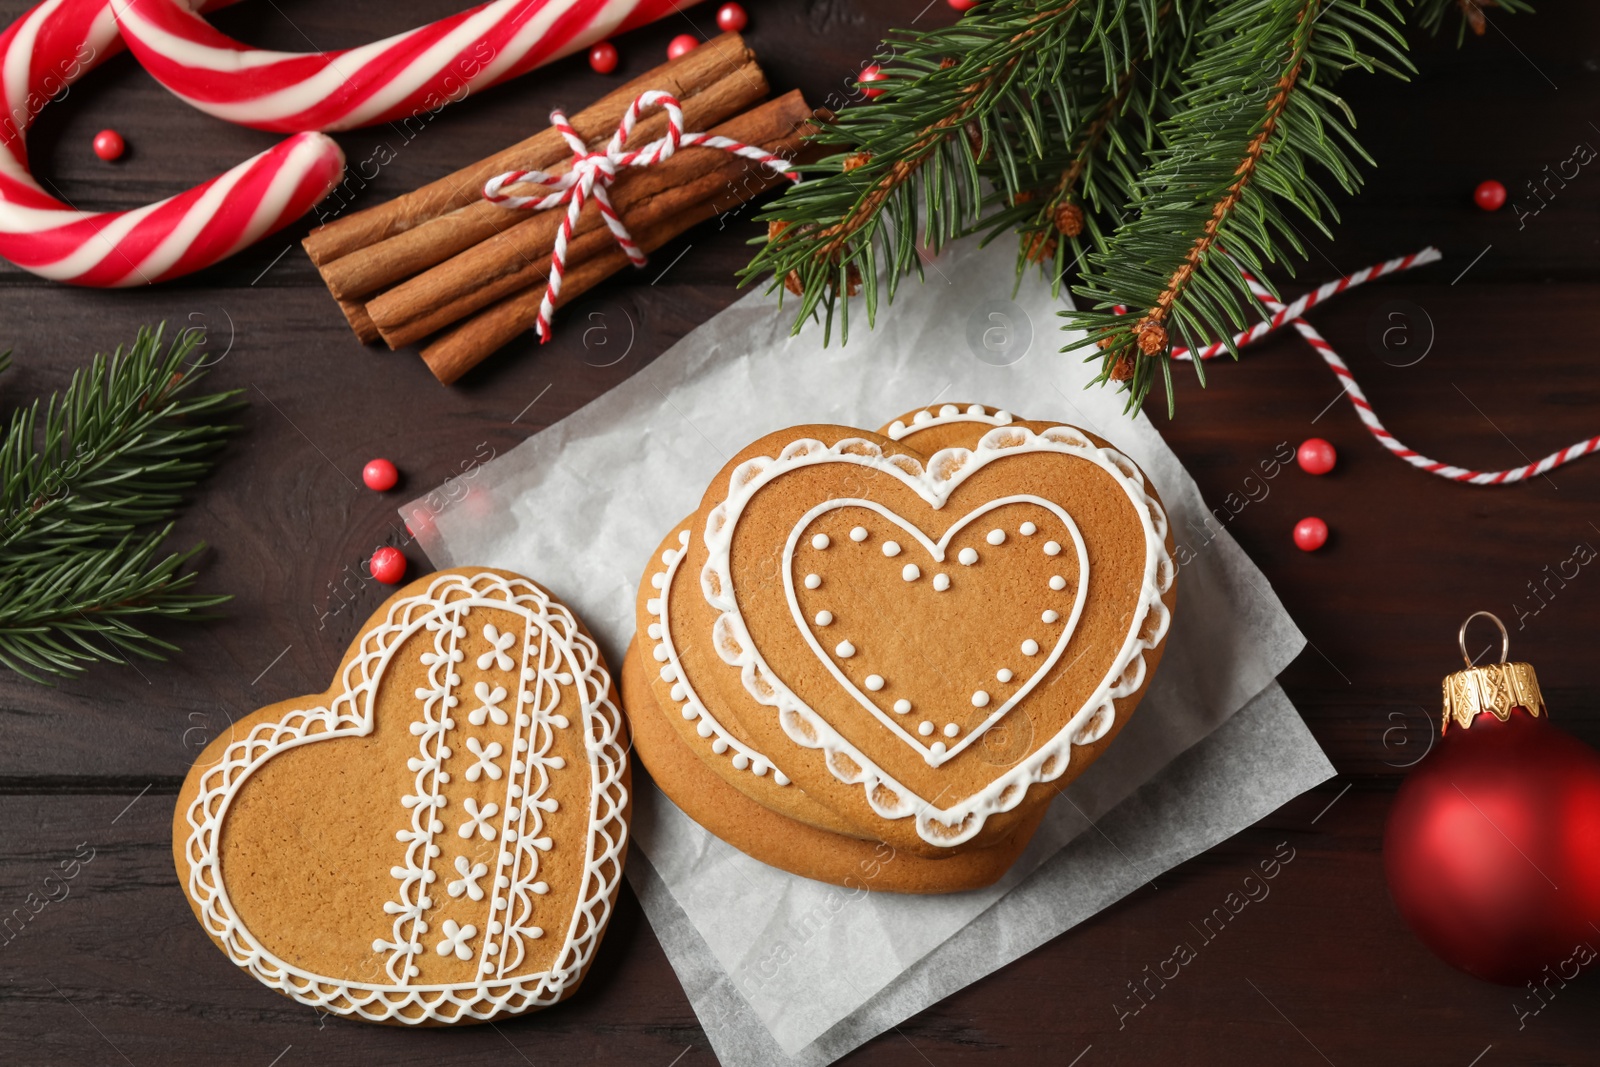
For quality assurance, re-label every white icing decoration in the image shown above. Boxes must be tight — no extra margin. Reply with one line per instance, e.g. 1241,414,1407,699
972,691,990,708
1049,576,1067,590
464,737,505,782
182,572,628,1023
1042,610,1060,623
447,856,488,902
930,741,947,757
644,529,792,788
1044,540,1062,556
864,674,884,691
1020,522,1037,535
918,721,934,736
957,547,979,566
901,563,920,582
811,533,830,550
893,699,912,714
932,573,951,591
944,723,959,738
986,528,1005,546
997,668,1013,682
882,541,901,557
815,610,833,626
468,682,510,727
849,526,868,542
698,426,1173,848
1022,639,1040,656
835,641,855,658
804,573,821,590
886,403,1015,441
477,624,516,671
436,919,477,962
459,797,499,840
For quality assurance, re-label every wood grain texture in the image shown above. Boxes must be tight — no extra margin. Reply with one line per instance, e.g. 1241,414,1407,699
0,0,1597,1063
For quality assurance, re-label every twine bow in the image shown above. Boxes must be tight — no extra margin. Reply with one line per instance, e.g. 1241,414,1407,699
483,90,799,342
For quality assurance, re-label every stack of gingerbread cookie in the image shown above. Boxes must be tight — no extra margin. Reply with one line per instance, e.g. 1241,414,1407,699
623,403,1177,894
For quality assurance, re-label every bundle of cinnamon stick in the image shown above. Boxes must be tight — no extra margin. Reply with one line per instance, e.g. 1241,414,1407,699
303,33,814,385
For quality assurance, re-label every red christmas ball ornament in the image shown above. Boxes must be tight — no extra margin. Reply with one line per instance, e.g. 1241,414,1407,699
362,458,399,491
369,546,407,585
666,34,699,60
948,0,981,9
1296,437,1337,475
859,64,887,99
1292,516,1328,552
1474,179,1507,212
715,3,747,32
588,41,619,74
92,129,125,161
1385,613,1600,984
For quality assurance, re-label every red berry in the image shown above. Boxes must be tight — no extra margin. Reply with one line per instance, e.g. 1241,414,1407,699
362,458,399,491
715,3,747,31
1293,517,1329,553
667,34,699,60
1474,180,1507,212
370,546,407,585
948,0,981,9
588,41,619,74
1296,437,1337,476
859,64,887,99
92,129,125,162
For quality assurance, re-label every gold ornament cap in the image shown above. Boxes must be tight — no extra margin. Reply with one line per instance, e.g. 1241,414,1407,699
1441,611,1546,735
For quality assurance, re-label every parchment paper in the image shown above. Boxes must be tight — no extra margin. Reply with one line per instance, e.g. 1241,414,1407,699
409,236,1332,1064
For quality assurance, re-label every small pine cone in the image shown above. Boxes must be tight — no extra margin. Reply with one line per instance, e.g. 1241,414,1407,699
1054,202,1084,238
1096,334,1117,350
1136,320,1168,356
940,57,957,70
1012,190,1035,207
963,121,986,161
783,270,804,296
768,220,791,243
1110,354,1135,382
842,152,871,173
1023,231,1057,264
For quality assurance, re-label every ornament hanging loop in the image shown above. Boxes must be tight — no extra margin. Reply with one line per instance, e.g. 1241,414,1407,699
1458,610,1509,668
1442,610,1544,734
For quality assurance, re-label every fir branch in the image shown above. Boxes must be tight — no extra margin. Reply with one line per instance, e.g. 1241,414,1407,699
1063,0,1411,413
0,326,243,682
741,0,1172,342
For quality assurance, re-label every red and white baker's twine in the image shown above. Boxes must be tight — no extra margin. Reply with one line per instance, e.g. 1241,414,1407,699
483,90,798,342
1143,247,1600,485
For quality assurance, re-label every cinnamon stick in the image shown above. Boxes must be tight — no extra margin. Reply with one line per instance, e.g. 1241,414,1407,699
337,297,381,344
303,31,760,269
369,90,813,349
418,140,810,385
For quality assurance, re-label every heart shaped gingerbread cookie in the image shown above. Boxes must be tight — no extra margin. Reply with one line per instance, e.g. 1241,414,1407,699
175,569,629,1025
691,419,1174,851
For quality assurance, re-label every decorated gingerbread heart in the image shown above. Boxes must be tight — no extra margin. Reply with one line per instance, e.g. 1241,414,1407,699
687,419,1174,852
174,569,629,1025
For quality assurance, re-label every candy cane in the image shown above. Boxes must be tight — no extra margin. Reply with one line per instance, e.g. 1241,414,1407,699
112,0,701,133
1147,250,1600,486
0,0,344,286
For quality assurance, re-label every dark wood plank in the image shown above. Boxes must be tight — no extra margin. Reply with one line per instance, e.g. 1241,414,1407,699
0,0,1597,1062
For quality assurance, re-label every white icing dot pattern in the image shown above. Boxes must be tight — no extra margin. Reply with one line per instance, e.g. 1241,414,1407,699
815,610,833,626
986,528,1005,545
943,723,959,738
882,541,901,557
1042,610,1059,623
804,573,822,590
958,547,979,566
835,641,855,658
1020,521,1037,535
1022,639,1040,656
893,699,912,714
996,668,1013,682
865,674,884,691
933,573,951,591
972,690,990,708
918,721,934,736
850,526,868,542
901,563,920,581
1044,540,1062,556
812,533,830,550
1049,576,1066,590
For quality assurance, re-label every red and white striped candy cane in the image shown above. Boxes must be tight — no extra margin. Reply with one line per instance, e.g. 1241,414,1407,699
112,0,700,133
0,0,344,286
482,89,798,341
1156,249,1600,486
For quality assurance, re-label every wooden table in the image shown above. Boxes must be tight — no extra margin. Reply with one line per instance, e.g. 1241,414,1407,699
1,1,1596,1063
